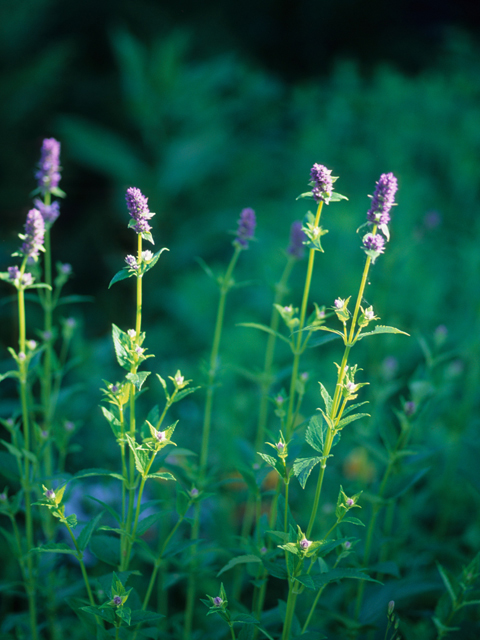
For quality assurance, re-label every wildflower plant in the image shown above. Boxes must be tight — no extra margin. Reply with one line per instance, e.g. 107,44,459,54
2,143,478,640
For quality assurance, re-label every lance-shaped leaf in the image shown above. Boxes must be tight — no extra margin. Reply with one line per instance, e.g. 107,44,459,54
108,268,132,289
77,511,104,553
34,542,78,556
112,324,131,370
336,412,370,430
237,322,292,346
356,325,410,341
306,414,327,453
293,456,323,489
126,371,150,391
302,567,381,590
217,554,262,577
125,434,149,475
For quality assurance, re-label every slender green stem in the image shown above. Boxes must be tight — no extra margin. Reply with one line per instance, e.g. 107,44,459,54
64,521,96,606
286,202,323,439
229,623,237,640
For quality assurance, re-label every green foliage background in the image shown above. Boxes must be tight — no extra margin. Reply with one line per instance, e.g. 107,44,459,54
0,2,479,637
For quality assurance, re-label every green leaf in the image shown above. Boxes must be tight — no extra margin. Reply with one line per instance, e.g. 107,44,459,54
56,294,94,306
309,567,381,589
341,517,364,526
126,371,151,391
238,625,255,640
217,554,262,577
387,467,430,500
112,324,131,371
437,562,459,605
171,386,201,403
306,325,345,339
295,574,316,590
305,414,327,453
279,542,300,556
237,322,292,346
0,439,23,459
100,407,122,438
80,605,116,624
129,609,165,625
432,616,460,634
318,383,332,415
141,247,169,275
77,512,104,553
125,434,149,475
293,457,323,489
34,542,77,556
108,268,133,289
266,530,290,543
145,471,176,481
232,613,260,624
356,325,410,341
341,401,369,417
115,606,131,625
336,412,370,430
134,512,164,537
72,468,125,482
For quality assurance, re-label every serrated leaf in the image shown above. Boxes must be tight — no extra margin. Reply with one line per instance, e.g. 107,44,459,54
171,386,200,403
237,323,292,345
341,401,369,417
77,512,104,553
340,517,364,526
125,434,149,475
116,606,131,625
356,325,410,341
293,457,322,489
318,383,332,415
108,268,132,289
112,324,131,370
305,414,327,453
238,624,255,640
146,471,176,481
73,468,125,482
66,513,78,528
232,613,260,624
295,574,316,590
306,325,345,338
336,412,370,430
126,371,150,391
309,567,381,589
266,530,290,543
217,554,262,577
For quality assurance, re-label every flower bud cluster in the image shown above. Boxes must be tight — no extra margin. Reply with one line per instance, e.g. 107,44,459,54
21,208,45,261
310,163,334,203
36,138,61,195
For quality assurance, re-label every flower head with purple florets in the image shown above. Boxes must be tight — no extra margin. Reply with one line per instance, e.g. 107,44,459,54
233,208,256,249
367,172,398,228
125,187,155,239
36,138,61,195
287,220,306,260
21,209,45,261
362,232,385,263
310,163,333,203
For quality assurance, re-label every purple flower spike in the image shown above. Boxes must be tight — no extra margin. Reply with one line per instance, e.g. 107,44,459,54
36,138,61,194
234,207,256,249
287,220,306,260
367,173,398,226
125,187,155,235
310,163,333,203
21,209,45,260
34,198,60,225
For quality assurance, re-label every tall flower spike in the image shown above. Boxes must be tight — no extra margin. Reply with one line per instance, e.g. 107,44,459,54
287,220,306,260
310,163,333,203
234,207,256,249
36,138,61,194
125,187,155,235
367,172,398,226
21,208,45,261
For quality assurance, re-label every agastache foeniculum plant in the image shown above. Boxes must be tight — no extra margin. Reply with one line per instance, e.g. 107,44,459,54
1,145,479,640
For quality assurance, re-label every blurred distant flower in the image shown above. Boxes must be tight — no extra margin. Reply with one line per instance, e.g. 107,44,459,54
310,163,333,203
36,138,61,194
21,209,45,261
423,210,441,230
34,198,60,225
287,220,306,259
125,187,155,235
234,208,256,249
367,173,397,226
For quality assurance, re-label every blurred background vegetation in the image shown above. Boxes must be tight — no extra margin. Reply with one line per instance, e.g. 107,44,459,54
1,1,480,637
